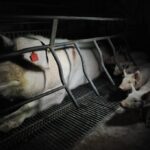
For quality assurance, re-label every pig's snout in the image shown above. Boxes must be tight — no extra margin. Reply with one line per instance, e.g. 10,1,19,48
120,100,129,108
119,85,126,91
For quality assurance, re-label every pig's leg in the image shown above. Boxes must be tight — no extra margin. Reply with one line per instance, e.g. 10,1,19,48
0,101,38,132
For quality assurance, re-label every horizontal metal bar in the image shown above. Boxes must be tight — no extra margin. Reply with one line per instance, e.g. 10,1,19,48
0,45,49,59
0,85,65,116
0,29,51,34
54,45,75,50
54,34,122,47
0,15,126,21
0,21,53,25
0,35,122,60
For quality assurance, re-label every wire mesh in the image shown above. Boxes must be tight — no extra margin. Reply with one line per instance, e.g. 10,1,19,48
0,76,119,150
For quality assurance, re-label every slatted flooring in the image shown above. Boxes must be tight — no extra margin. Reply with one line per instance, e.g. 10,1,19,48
0,76,120,150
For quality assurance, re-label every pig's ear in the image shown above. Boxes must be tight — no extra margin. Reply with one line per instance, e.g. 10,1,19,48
123,69,127,76
134,70,140,82
0,35,14,52
131,83,136,92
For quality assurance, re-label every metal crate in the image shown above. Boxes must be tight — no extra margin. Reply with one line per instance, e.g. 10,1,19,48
0,16,131,150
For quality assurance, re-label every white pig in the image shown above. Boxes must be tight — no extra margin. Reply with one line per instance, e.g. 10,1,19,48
120,83,150,109
0,35,100,132
119,63,150,91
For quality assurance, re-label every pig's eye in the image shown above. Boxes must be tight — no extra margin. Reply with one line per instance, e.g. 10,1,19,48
133,99,137,102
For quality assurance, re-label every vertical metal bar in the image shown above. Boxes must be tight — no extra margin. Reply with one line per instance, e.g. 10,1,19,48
93,40,115,86
74,43,100,96
121,36,137,66
50,19,58,47
50,47,79,108
107,38,123,72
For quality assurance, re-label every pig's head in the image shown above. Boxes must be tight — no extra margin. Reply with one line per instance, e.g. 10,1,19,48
120,95,142,109
120,84,143,109
0,35,46,100
113,65,122,76
119,69,140,91
0,35,27,99
0,61,26,99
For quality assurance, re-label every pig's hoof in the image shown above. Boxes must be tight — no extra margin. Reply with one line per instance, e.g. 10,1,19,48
0,115,25,132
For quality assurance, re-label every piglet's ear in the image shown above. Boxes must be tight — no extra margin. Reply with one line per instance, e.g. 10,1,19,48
134,70,140,82
131,83,136,92
0,35,14,53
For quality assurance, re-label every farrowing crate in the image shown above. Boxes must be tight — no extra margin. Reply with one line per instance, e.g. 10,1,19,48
0,15,133,150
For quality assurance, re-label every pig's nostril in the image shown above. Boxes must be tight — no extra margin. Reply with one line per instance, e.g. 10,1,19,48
133,99,137,102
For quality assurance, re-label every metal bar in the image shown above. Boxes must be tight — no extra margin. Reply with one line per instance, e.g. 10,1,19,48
0,21,53,25
0,15,126,22
0,36,120,110
50,19,58,47
93,40,115,85
0,29,51,36
121,36,137,66
107,38,123,71
0,45,75,60
0,85,65,116
74,43,100,96
0,35,121,60
50,47,79,108
54,34,122,47
0,45,49,59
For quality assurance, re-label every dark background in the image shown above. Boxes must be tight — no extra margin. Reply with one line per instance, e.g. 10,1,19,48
0,0,150,52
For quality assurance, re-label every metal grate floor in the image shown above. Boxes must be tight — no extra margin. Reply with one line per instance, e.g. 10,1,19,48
0,76,120,150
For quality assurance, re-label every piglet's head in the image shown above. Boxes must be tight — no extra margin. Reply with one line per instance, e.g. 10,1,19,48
120,84,143,109
119,69,140,91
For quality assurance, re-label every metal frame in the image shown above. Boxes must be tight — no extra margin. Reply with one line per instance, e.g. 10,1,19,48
107,38,123,72
93,40,115,85
0,16,126,114
0,15,125,22
50,47,79,108
0,36,119,114
74,43,100,96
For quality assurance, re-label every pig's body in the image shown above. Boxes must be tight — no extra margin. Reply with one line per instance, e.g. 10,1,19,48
0,35,100,132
